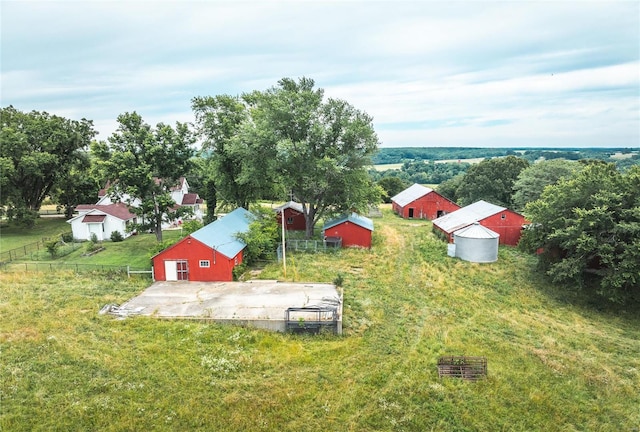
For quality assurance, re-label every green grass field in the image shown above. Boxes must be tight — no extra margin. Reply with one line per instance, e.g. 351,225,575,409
0,216,70,252
1,208,639,431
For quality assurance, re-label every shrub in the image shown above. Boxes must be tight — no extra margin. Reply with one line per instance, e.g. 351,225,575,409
110,231,124,242
45,240,60,258
232,263,247,281
60,232,74,243
182,220,204,235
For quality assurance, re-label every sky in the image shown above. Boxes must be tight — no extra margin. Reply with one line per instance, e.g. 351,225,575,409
1,1,639,148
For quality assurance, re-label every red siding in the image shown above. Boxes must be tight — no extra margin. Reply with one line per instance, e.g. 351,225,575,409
276,208,306,231
152,235,243,282
324,222,372,248
479,211,526,246
394,191,460,220
437,209,527,246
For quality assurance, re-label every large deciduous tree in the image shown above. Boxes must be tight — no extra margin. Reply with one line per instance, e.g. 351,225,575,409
93,112,194,241
192,94,277,210
456,156,529,207
194,77,381,238
512,159,581,211
0,106,96,226
521,162,640,304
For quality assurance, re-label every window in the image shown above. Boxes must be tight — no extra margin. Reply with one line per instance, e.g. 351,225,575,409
199,260,210,268
501,214,506,220
287,217,294,224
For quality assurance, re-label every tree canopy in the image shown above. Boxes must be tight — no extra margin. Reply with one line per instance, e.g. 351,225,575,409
0,106,96,226
92,112,195,241
194,77,381,238
455,156,529,207
512,159,582,211
521,163,640,304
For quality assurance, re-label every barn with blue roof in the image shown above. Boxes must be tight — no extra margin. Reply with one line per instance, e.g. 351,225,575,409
152,208,254,282
322,213,374,248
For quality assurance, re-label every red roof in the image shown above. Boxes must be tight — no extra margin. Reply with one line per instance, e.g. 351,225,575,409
76,203,136,221
181,193,201,205
82,214,106,223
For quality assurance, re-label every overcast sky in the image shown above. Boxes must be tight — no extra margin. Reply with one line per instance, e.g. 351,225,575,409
1,1,639,148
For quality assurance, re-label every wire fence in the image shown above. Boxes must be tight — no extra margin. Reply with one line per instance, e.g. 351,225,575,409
0,262,153,277
0,232,75,263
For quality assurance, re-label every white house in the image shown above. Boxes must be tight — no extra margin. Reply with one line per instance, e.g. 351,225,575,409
69,177,204,240
67,203,138,241
96,177,203,226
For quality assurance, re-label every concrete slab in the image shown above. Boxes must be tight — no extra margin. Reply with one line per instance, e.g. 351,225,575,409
119,280,342,333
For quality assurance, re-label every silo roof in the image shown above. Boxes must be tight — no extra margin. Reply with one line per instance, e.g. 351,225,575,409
433,200,506,233
391,183,434,207
454,222,499,239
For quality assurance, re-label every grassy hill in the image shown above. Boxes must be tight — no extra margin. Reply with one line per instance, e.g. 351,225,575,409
1,208,638,431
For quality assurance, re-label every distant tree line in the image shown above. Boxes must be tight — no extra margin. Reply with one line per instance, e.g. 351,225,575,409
373,147,639,170
369,160,471,186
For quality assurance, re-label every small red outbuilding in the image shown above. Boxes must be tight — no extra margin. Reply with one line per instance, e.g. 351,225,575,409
391,183,460,220
432,200,527,246
152,208,253,282
322,213,374,248
275,201,306,231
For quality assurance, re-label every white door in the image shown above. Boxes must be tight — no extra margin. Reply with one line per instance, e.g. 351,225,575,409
165,261,178,281
88,223,103,241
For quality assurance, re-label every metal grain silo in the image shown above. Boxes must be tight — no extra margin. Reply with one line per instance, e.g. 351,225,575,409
453,222,499,263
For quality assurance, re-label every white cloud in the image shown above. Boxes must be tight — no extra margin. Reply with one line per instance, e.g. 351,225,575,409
1,1,638,147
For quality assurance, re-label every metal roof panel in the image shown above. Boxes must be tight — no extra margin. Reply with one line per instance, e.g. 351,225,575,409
391,183,434,207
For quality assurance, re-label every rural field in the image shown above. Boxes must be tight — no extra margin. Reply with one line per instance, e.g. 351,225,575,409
1,208,639,431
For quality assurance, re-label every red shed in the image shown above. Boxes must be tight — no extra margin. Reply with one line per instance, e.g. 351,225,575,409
391,183,460,220
322,213,374,248
432,200,527,246
275,201,306,231
152,208,253,282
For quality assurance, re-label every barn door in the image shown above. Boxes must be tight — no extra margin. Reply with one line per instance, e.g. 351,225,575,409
165,261,178,281
176,261,189,280
164,260,188,281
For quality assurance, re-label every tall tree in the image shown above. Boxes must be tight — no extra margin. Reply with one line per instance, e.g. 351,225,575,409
193,78,381,238
93,112,194,241
521,163,640,304
456,156,529,207
512,159,581,211
50,151,99,219
254,77,381,237
192,94,277,210
0,106,96,225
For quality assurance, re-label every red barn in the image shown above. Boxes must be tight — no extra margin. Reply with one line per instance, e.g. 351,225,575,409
322,213,374,248
391,183,460,220
152,208,253,282
432,200,527,246
275,201,306,231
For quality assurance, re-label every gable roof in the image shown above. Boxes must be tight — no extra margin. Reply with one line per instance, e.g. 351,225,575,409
323,213,374,232
433,200,507,233
190,207,254,258
67,203,136,223
391,183,434,207
274,201,304,213
181,193,203,205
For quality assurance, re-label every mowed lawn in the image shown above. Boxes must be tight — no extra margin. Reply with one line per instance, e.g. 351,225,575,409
0,216,70,252
1,209,639,431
